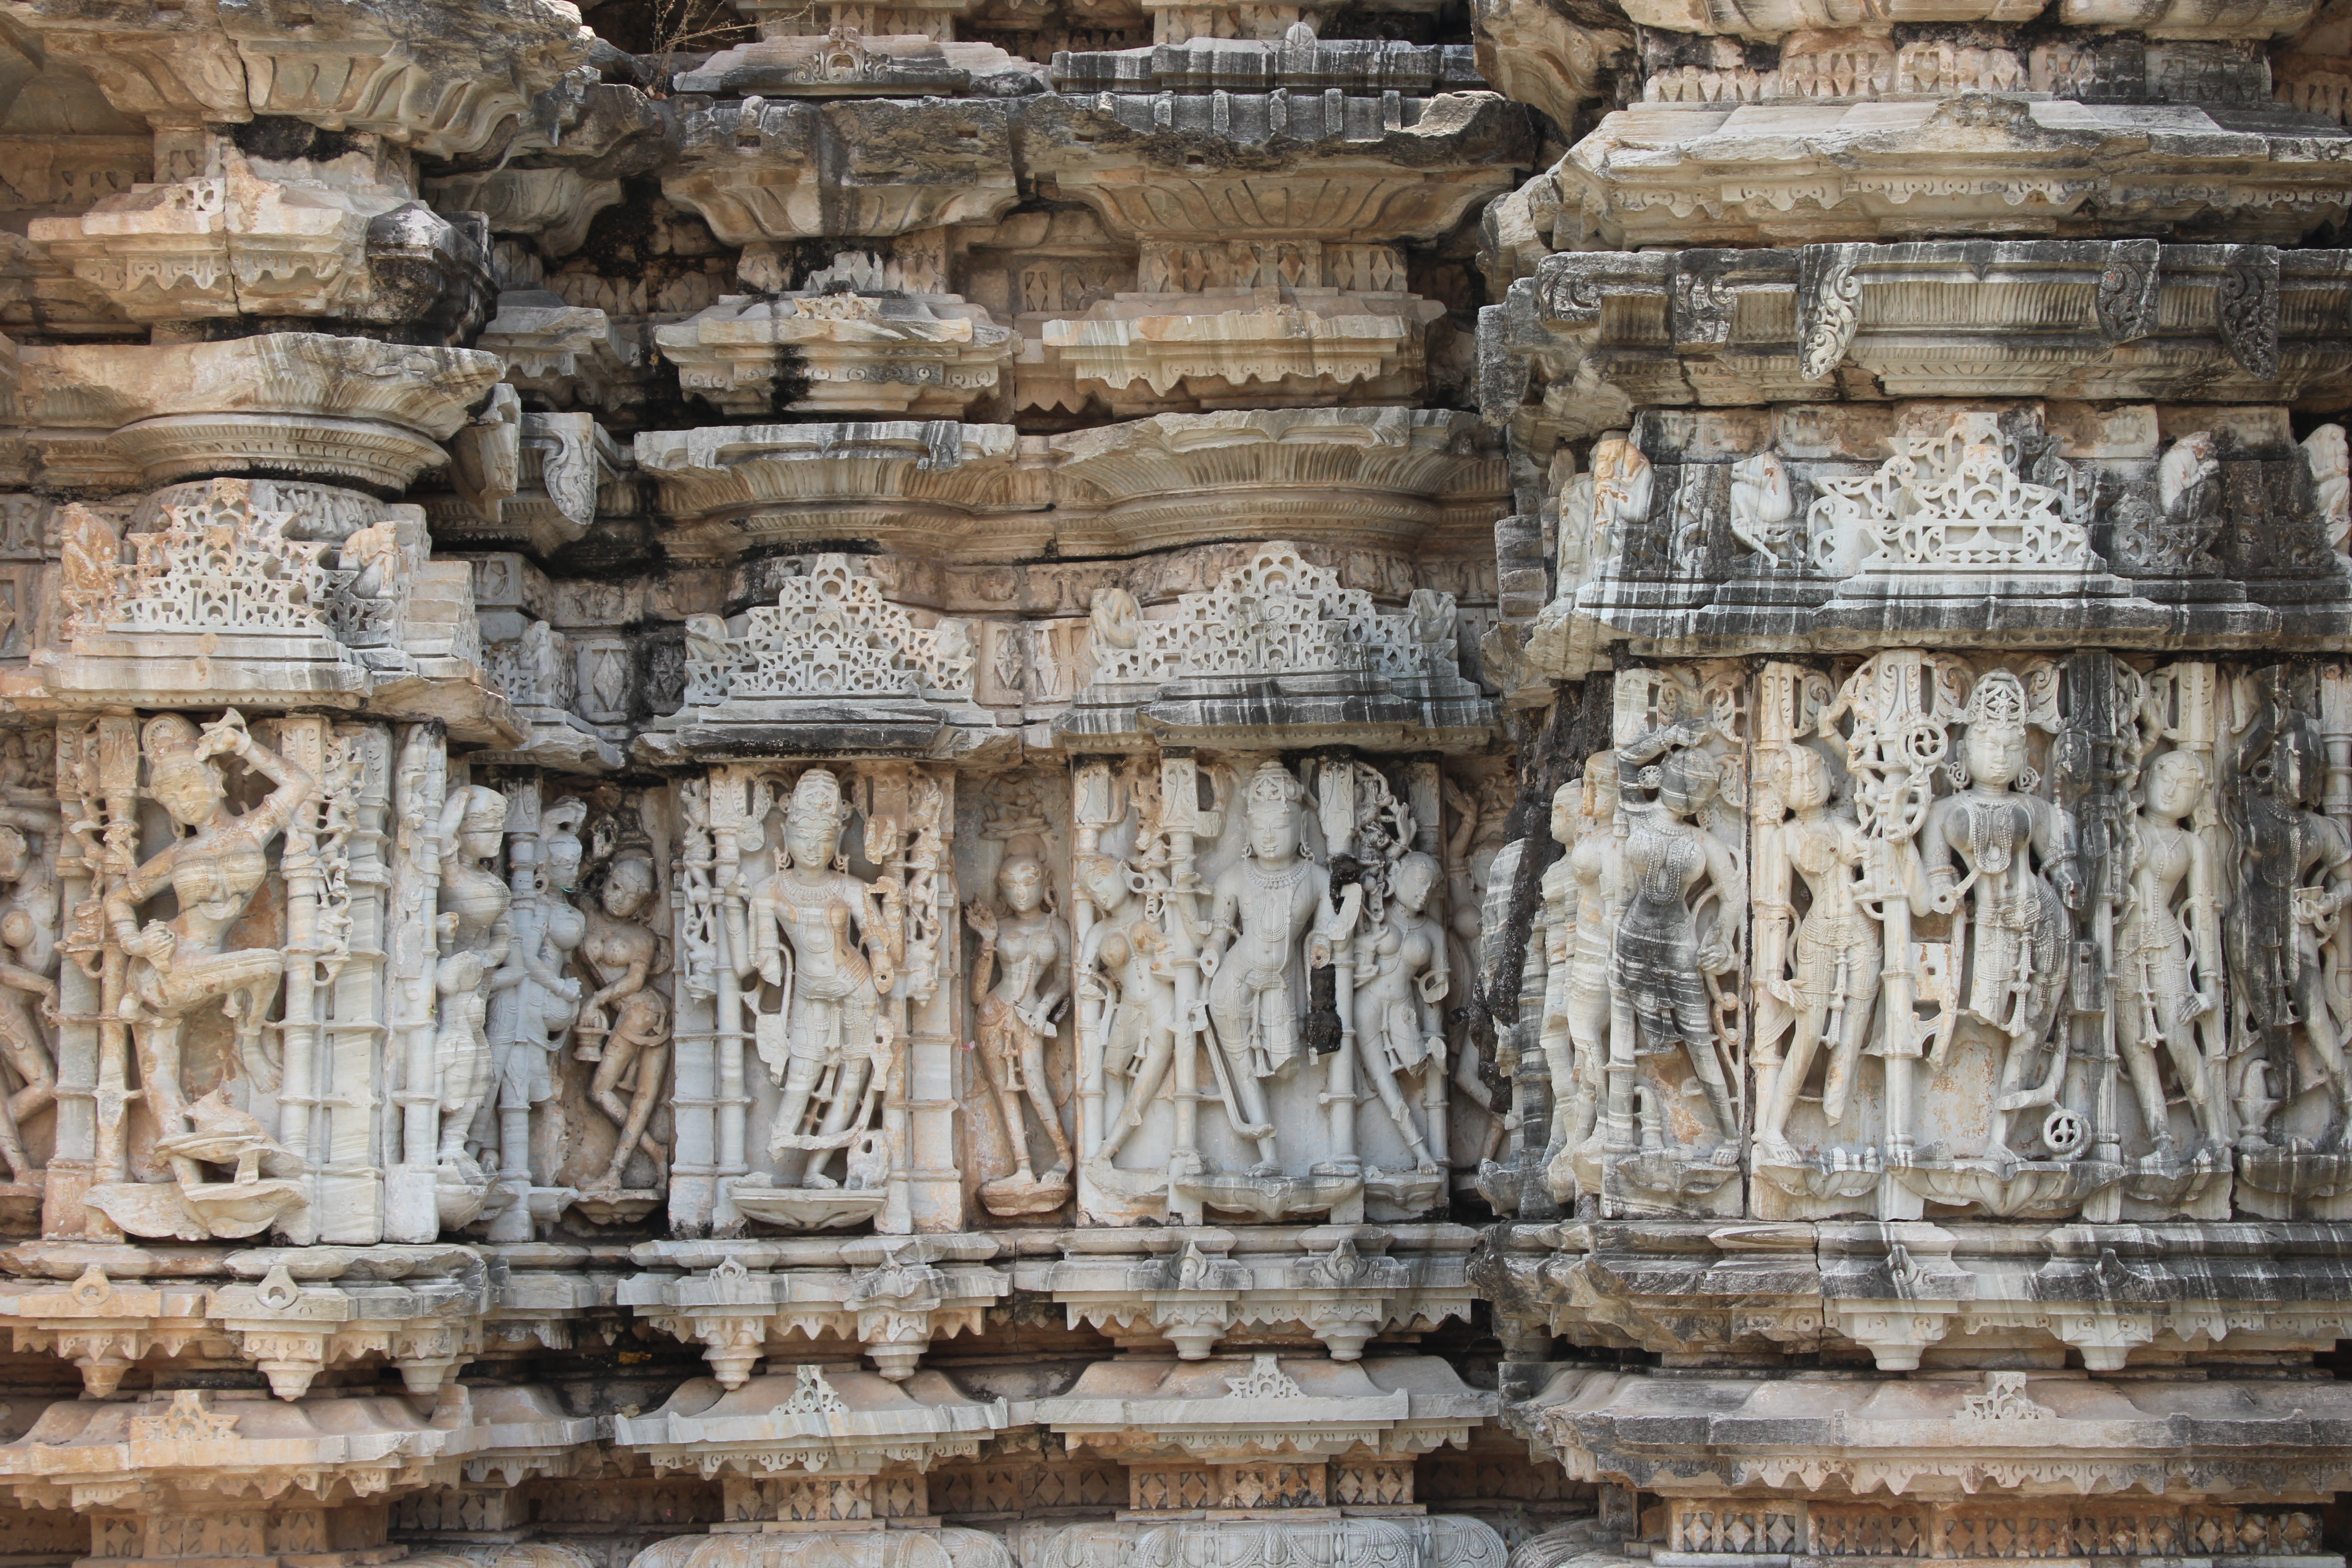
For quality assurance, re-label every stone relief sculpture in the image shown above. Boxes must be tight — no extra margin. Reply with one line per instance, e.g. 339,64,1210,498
434,784,512,1189
1354,848,1449,1176
0,744,61,1187
7,0,2352,1556
2114,665,2229,1177
86,711,317,1241
1531,760,1616,1202
965,829,1074,1216
1611,717,1746,1176
1916,667,2082,1162
1752,688,1880,1176
2232,666,2352,1216
733,768,903,1223
573,808,672,1209
1201,762,1338,1179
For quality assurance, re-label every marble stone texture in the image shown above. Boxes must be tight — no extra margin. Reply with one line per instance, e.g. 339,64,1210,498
0,0,2339,1567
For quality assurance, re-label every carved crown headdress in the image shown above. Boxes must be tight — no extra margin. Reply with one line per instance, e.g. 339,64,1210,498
1243,761,1304,815
1965,669,2030,737
787,767,851,829
141,715,205,787
453,784,511,835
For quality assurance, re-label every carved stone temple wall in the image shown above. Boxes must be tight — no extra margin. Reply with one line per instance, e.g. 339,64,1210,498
0,0,2350,1566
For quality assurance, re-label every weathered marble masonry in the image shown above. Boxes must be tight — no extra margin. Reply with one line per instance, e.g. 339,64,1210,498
0,0,2344,1566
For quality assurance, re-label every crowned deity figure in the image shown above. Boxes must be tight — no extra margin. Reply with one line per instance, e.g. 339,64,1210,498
1918,670,2082,1156
1203,762,1339,1176
105,711,313,1153
736,768,903,1187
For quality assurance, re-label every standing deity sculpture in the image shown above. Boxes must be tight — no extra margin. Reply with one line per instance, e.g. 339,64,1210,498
1203,762,1341,1177
1441,771,1514,1167
965,833,1074,1214
107,712,314,1151
1530,760,1617,1198
575,832,671,1196
1612,725,1745,1166
1753,744,1881,1167
735,768,902,1189
1916,670,2082,1158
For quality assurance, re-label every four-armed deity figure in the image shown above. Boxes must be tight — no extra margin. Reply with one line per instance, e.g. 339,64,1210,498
1203,762,1342,1176
736,768,902,1187
1918,671,2082,1156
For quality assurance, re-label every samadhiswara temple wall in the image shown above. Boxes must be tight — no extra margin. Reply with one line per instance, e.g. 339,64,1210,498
0,0,2347,1566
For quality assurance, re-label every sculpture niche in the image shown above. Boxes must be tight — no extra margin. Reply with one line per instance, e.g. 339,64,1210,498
731,768,904,1229
88,711,315,1241
965,832,1074,1216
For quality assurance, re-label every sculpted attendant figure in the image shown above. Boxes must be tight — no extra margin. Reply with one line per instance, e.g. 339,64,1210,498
1539,759,1620,1164
1918,671,2081,1154
1203,762,1337,1175
1355,850,1447,1172
577,846,670,1191
2116,751,2226,1158
739,768,901,1186
519,802,588,1067
0,806,61,1180
1612,730,1744,1161
965,835,1074,1192
2235,718,2352,1151
106,711,313,1143
1755,746,1881,1164
1079,852,1179,1164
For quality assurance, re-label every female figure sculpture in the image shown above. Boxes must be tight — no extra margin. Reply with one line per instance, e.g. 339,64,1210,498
1754,745,1880,1164
1354,849,1448,1172
2234,715,2352,1151
0,811,60,1180
577,845,670,1191
965,834,1074,1202
2116,751,2226,1158
1079,852,1179,1165
1612,730,1744,1162
1539,758,1620,1166
1918,670,2081,1155
106,711,313,1147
